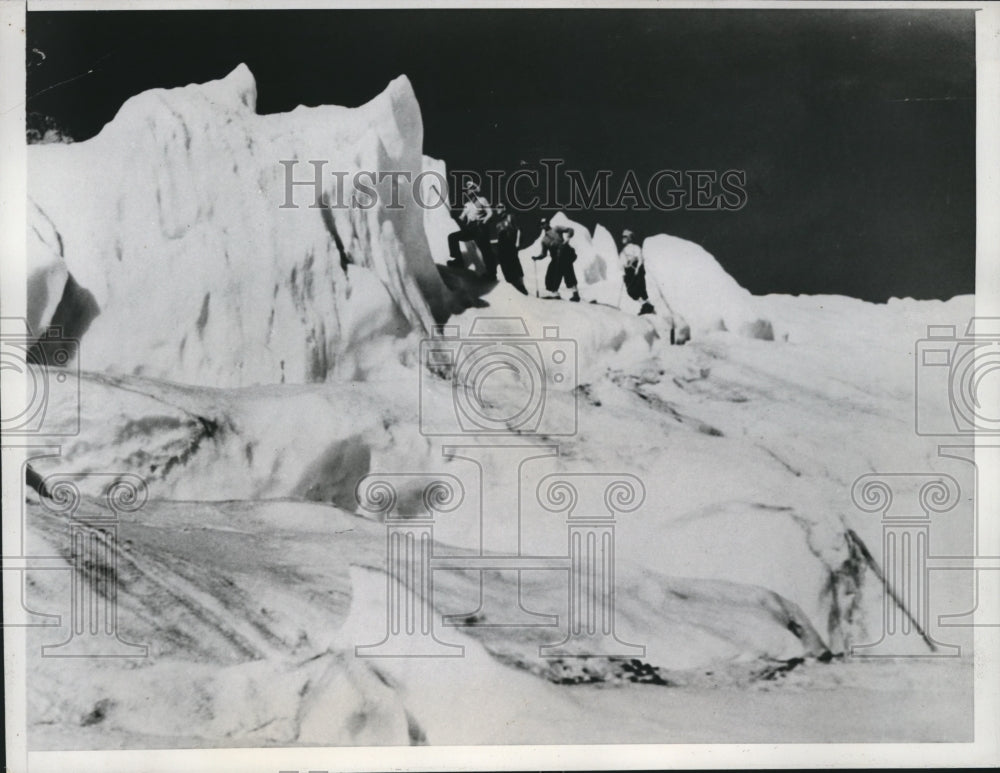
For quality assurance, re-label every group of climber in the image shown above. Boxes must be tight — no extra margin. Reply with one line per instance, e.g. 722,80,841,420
446,180,656,316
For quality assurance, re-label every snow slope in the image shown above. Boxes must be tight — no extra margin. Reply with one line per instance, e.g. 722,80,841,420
17,67,976,749
22,286,975,746
24,286,975,738
26,495,972,748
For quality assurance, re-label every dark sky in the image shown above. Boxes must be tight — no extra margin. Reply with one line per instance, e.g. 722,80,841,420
26,9,975,302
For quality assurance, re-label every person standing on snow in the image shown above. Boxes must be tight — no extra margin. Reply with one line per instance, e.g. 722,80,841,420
620,228,655,315
534,216,570,263
447,180,496,277
489,203,528,295
534,225,581,302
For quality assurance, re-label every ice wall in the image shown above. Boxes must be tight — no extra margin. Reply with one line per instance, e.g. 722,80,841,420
27,64,452,387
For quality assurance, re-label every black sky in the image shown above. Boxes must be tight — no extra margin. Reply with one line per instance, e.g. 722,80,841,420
26,9,975,302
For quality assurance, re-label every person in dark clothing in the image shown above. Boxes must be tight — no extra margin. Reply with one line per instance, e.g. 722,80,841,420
447,180,495,276
489,203,528,294
534,226,581,301
620,228,655,315
535,216,570,262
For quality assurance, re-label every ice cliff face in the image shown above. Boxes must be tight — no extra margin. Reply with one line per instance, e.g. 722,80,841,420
28,64,452,387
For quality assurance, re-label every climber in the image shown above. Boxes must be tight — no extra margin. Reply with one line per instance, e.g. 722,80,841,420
447,180,496,277
620,228,655,315
534,216,570,263
534,225,580,302
489,203,528,295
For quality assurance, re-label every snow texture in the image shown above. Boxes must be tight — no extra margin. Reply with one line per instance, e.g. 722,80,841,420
20,66,975,748
28,64,452,387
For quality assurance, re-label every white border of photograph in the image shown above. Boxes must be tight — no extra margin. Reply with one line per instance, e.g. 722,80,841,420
2,1,997,770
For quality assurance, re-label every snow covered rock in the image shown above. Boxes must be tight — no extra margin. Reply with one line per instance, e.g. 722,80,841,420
642,233,774,340
591,223,619,282
27,64,452,387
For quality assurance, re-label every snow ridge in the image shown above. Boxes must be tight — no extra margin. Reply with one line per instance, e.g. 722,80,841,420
28,65,451,388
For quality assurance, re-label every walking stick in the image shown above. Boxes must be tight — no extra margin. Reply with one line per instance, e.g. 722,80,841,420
533,256,540,297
